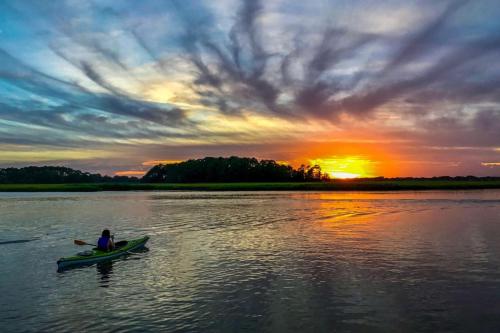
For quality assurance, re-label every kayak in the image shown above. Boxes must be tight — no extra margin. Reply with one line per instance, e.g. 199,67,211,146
57,236,149,270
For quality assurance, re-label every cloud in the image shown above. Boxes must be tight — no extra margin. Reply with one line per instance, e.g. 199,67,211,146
380,0,469,72
482,162,500,167
0,0,499,176
6,0,498,126
114,170,146,176
410,109,500,147
176,0,500,125
0,47,192,128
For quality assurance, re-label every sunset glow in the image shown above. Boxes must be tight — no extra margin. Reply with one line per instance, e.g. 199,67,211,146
330,172,361,179
310,157,376,179
115,170,147,177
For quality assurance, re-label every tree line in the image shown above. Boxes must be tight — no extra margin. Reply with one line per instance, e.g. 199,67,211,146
4,159,497,184
142,156,328,183
0,166,138,184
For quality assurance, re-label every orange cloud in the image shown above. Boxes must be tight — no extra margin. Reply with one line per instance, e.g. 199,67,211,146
115,170,146,176
482,162,500,167
141,160,182,166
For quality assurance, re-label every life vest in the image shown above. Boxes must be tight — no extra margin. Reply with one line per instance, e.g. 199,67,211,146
97,236,110,251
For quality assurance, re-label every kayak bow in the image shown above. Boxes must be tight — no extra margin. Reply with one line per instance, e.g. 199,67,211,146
57,236,149,270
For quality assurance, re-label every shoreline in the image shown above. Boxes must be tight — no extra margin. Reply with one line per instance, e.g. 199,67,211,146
1,180,500,192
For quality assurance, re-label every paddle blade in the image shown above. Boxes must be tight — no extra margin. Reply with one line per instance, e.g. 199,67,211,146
74,239,89,245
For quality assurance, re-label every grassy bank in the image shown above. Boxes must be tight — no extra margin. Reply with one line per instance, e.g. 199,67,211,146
1,179,500,192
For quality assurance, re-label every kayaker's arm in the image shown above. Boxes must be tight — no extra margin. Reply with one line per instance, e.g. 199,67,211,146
108,238,115,251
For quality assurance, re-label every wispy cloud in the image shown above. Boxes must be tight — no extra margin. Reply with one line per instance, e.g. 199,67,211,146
482,162,500,167
177,0,500,122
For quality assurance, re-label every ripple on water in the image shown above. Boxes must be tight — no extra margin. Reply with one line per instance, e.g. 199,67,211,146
1,190,500,332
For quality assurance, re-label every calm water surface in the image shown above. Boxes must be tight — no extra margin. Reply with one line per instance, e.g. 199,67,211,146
1,190,500,332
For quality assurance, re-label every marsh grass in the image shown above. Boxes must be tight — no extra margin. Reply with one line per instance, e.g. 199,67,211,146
1,180,500,192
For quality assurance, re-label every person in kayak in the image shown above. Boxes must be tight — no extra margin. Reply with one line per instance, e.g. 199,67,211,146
97,229,115,251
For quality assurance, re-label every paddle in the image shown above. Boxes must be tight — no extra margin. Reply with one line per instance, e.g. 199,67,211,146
74,239,96,246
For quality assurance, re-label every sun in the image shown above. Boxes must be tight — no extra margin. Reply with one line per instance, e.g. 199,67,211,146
330,171,360,179
309,156,376,179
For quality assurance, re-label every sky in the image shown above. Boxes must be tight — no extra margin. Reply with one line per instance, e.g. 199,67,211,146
0,0,499,178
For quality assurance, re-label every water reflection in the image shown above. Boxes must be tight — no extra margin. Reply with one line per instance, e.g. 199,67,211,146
1,191,500,332
96,261,113,287
0,238,38,245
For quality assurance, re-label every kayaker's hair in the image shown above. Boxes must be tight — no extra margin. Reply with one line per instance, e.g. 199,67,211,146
102,229,111,237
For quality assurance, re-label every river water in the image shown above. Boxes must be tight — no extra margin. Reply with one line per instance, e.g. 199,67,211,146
1,190,499,332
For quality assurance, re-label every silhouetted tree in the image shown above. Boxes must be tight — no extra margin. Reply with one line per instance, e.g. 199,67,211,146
305,164,322,181
141,157,323,183
0,166,138,183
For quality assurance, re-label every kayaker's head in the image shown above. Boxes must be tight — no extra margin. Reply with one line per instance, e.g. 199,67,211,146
101,229,111,238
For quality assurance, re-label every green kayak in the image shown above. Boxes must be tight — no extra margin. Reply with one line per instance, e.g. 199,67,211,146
57,236,149,270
